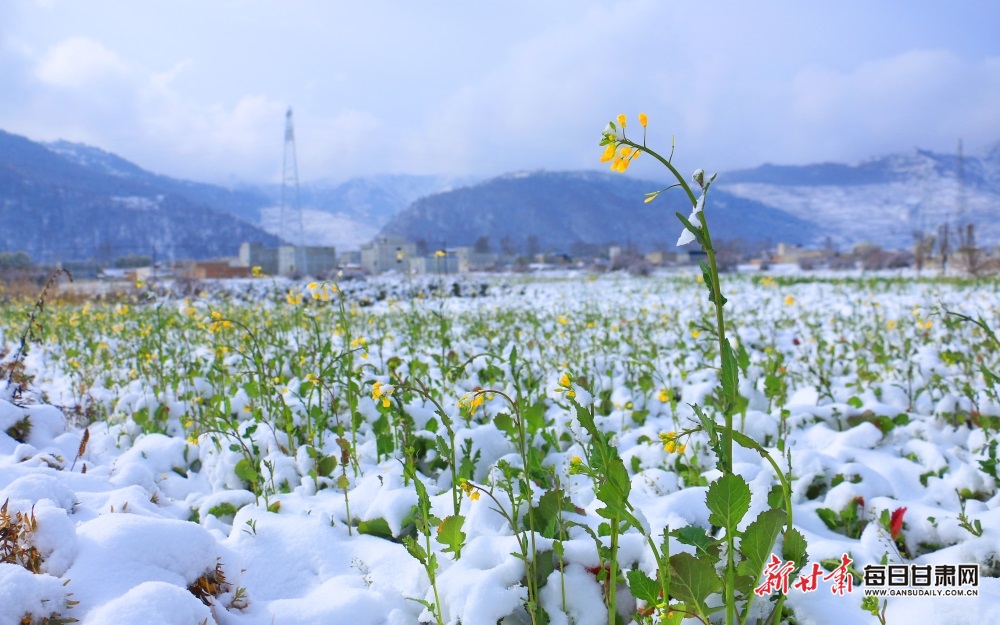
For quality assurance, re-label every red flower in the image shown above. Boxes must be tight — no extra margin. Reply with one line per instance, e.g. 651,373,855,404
890,507,907,540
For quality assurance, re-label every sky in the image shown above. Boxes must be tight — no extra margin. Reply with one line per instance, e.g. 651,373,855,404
1,0,999,186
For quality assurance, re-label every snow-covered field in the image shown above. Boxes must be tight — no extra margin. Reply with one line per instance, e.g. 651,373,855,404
1,271,999,625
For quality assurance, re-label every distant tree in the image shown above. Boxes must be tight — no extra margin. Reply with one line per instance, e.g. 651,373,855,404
0,251,32,270
114,254,153,269
911,230,936,275
569,241,601,260
500,236,516,256
938,223,950,273
526,235,540,258
474,235,491,254
956,223,982,276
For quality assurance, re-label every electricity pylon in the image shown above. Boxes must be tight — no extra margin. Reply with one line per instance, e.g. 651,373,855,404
280,107,304,247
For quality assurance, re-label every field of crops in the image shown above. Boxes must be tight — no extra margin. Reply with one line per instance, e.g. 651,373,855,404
1,271,999,625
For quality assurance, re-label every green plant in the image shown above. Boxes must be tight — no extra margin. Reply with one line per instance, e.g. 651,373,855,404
600,114,805,625
860,595,887,624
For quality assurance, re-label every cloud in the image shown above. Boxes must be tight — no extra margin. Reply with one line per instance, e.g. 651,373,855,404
35,37,129,88
784,49,1000,162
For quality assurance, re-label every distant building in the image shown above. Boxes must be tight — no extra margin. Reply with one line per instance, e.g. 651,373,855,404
360,236,416,274
178,260,252,280
453,247,499,272
239,241,337,277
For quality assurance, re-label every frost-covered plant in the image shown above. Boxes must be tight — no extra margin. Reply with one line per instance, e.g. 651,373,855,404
600,114,805,625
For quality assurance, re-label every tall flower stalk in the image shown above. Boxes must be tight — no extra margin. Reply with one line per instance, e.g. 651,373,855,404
601,115,804,625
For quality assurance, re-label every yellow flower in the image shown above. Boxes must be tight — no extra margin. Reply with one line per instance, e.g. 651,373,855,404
784,295,795,306
886,320,896,330
559,373,572,388
600,143,616,163
252,266,263,277
617,113,627,128
657,388,670,402
638,112,648,127
435,250,447,258
664,440,677,453
691,330,700,339
459,479,481,500
557,315,569,325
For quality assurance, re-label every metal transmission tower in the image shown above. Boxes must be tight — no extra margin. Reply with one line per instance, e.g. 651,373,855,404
280,108,304,247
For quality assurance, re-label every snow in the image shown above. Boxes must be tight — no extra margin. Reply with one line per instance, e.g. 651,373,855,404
1,272,998,624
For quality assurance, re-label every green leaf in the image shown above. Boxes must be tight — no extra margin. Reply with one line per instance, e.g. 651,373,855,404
675,212,705,248
436,514,466,557
672,525,718,560
847,396,864,409
493,412,517,438
358,517,394,540
317,455,338,477
403,535,427,565
669,552,722,610
737,508,786,582
574,403,600,441
720,339,739,410
244,381,260,398
234,458,258,483
626,568,661,604
698,260,727,307
207,502,239,518
737,342,751,374
782,527,808,570
524,400,546,434
767,484,785,509
532,489,574,539
816,507,839,531
706,474,752,529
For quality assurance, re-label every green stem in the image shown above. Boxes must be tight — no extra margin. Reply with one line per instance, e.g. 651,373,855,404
608,518,620,625
619,139,699,206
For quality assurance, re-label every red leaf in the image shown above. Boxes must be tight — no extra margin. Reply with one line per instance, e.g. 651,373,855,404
890,507,907,540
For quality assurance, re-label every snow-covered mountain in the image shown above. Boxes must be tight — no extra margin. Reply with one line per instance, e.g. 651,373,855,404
0,131,280,264
7,132,995,264
380,170,815,253
254,174,478,251
718,142,1000,250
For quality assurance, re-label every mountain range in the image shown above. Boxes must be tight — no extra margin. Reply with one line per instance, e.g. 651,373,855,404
1,128,997,264
0,131,279,264
379,170,815,253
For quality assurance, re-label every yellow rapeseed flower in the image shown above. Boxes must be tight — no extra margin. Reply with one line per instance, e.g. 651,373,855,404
638,112,648,127
784,295,796,306
617,113,627,128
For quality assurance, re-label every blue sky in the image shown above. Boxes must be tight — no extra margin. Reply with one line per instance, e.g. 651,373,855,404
2,0,998,185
